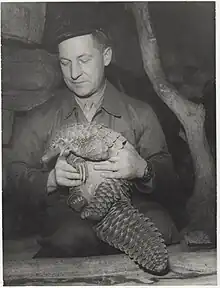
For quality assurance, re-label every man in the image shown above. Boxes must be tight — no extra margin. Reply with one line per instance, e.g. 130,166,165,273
6,9,185,257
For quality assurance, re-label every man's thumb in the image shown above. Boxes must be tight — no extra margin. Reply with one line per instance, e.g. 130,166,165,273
58,149,71,160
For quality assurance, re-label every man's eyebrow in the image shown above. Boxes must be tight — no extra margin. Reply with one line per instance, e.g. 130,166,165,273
59,57,71,61
77,53,93,59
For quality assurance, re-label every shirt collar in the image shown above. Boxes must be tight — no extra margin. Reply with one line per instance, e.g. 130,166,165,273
63,80,122,120
100,80,122,118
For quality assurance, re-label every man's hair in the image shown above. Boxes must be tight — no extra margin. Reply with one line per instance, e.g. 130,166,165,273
91,29,112,51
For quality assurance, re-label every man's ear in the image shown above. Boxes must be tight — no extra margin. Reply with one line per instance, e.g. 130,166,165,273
103,47,112,67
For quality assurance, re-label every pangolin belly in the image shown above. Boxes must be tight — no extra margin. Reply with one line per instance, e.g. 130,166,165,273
42,123,169,275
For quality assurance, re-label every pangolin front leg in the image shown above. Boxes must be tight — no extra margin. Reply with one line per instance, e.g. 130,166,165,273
66,153,88,212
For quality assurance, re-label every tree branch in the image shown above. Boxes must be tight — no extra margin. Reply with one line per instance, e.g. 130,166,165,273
131,2,215,243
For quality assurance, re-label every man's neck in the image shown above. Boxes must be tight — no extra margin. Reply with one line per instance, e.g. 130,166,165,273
74,80,107,122
75,80,107,105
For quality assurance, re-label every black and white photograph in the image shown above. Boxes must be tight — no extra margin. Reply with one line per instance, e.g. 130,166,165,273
2,1,216,285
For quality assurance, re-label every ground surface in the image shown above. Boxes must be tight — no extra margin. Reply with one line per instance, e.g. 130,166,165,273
3,237,217,285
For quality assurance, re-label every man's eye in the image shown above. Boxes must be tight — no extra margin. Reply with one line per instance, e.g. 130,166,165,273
60,59,70,66
79,57,91,64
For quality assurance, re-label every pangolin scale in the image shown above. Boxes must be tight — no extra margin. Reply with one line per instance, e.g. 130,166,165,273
42,123,169,275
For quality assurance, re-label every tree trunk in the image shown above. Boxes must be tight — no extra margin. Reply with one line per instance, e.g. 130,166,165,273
131,2,216,245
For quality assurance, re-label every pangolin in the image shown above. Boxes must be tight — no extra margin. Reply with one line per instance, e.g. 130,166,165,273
41,123,169,275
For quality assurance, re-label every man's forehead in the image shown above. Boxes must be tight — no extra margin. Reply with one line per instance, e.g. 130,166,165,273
59,34,96,52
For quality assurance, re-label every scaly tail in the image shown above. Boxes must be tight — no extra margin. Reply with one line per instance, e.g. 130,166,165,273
81,180,169,275
81,179,131,221
94,201,169,275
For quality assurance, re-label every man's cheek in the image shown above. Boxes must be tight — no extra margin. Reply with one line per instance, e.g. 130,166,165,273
88,62,101,79
61,66,71,78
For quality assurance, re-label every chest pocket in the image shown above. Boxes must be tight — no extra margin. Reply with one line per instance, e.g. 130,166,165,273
112,116,136,147
96,110,137,148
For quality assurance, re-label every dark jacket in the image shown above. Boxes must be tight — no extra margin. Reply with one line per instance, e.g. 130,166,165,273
7,81,183,211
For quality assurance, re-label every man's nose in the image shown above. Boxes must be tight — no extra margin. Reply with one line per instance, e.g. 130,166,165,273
70,61,82,80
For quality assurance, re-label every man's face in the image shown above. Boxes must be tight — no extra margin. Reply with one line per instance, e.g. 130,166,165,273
58,34,112,97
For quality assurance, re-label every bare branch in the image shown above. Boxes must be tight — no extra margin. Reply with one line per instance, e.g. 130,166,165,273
131,2,215,243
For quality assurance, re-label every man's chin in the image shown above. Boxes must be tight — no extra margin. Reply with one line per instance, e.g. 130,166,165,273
67,85,92,98
73,90,92,98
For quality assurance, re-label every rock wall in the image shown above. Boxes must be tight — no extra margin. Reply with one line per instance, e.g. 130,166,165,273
1,2,46,44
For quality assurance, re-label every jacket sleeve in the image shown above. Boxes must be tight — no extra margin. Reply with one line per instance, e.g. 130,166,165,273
133,103,183,204
6,105,55,207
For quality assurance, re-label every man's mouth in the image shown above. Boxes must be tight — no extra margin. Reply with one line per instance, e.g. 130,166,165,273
72,81,87,85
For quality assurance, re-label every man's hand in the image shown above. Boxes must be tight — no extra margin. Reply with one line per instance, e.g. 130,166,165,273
94,142,147,180
47,155,82,193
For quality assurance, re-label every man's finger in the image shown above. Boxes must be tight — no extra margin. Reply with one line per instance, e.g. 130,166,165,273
58,153,69,161
72,180,84,187
57,171,82,180
56,160,78,173
58,179,83,187
94,163,118,171
108,156,119,163
100,172,122,179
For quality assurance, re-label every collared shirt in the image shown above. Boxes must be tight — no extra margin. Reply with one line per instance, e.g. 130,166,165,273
8,80,178,206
